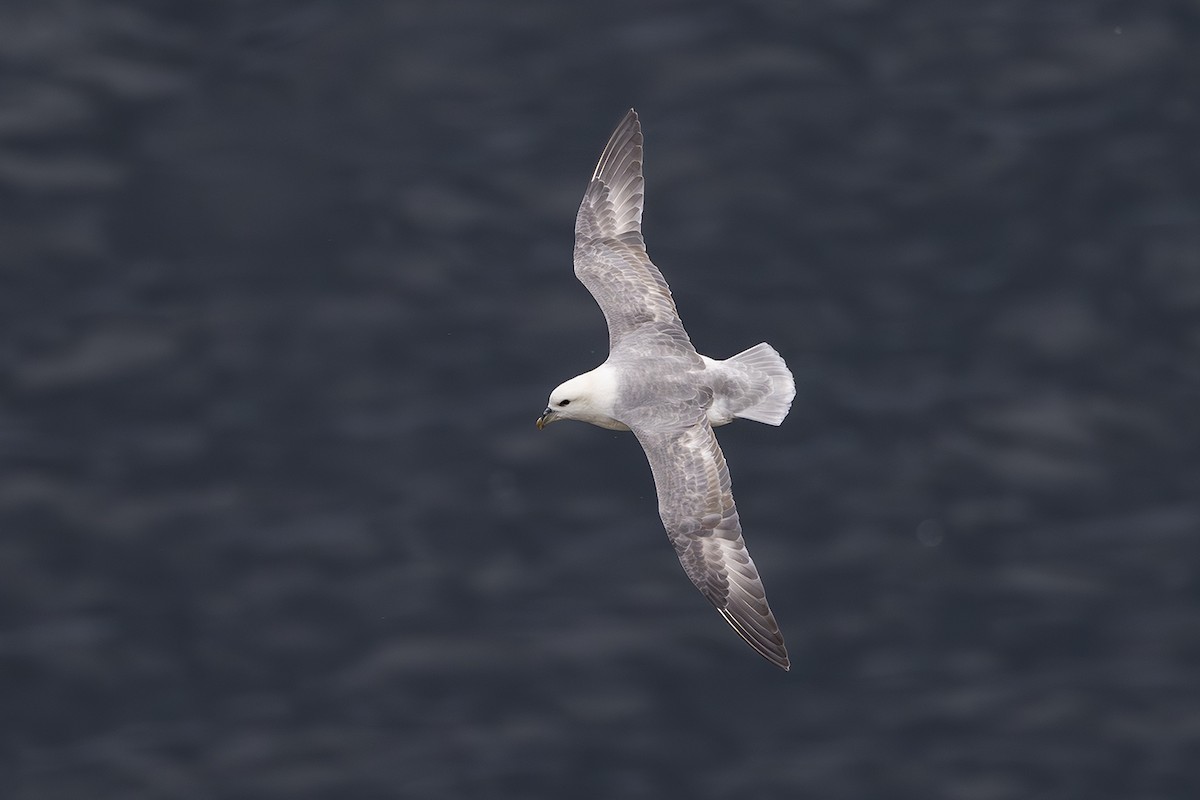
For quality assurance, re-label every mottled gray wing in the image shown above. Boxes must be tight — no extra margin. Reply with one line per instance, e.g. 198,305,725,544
628,403,790,670
574,109,697,360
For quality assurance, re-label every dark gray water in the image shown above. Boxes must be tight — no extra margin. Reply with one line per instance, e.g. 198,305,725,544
4,2,1199,797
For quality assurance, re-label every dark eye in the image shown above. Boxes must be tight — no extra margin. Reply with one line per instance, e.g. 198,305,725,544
557,399,570,407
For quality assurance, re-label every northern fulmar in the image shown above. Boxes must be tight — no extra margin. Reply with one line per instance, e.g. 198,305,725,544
537,109,795,670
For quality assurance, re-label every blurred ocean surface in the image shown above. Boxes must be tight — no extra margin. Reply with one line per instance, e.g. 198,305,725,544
3,2,1199,798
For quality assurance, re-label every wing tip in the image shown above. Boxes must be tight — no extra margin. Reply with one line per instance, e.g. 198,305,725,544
717,606,791,672
590,108,644,184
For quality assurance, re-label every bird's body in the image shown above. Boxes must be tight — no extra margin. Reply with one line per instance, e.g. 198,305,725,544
538,110,794,670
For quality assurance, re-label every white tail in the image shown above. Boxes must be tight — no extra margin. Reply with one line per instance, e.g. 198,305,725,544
726,343,795,426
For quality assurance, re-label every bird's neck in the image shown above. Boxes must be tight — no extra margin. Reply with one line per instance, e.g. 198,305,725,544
579,363,628,430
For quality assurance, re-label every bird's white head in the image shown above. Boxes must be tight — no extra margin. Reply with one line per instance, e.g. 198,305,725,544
536,365,626,431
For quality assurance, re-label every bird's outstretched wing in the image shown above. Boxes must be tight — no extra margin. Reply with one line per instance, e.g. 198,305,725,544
628,403,790,671
573,109,697,360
